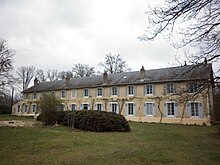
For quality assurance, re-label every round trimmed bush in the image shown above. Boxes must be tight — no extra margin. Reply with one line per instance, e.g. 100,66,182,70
63,110,130,132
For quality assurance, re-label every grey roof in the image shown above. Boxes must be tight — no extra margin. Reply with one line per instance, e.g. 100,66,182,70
23,64,212,93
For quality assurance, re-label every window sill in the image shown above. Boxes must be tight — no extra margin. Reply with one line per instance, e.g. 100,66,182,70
166,115,175,118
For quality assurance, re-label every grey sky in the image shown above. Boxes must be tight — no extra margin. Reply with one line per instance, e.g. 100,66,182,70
1,0,188,73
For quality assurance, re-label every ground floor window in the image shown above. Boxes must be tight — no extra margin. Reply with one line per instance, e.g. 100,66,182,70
167,103,175,116
32,105,36,113
96,103,103,111
110,103,118,113
17,105,20,112
71,104,76,110
24,105,28,112
127,103,135,115
82,103,89,110
145,103,153,116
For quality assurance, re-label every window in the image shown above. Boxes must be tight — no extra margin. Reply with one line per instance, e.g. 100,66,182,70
83,89,89,97
82,103,89,110
164,83,176,94
32,93,37,99
32,105,36,113
97,88,103,97
60,104,65,111
127,86,135,96
17,105,20,112
72,89,77,98
111,87,118,96
191,103,199,116
96,103,103,111
61,90,66,98
187,102,202,117
145,85,154,95
71,104,76,110
126,103,135,115
145,103,155,116
51,91,55,96
24,93,28,99
110,103,118,113
167,103,175,116
187,82,200,93
24,105,28,113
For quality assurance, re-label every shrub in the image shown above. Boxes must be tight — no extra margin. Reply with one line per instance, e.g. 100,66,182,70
38,94,63,125
63,110,130,132
0,104,11,114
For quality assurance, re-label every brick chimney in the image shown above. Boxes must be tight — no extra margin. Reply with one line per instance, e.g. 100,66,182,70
140,66,145,80
34,77,39,86
103,71,108,84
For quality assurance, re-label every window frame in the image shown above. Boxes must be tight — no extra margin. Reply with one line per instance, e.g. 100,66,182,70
111,87,118,96
127,85,135,96
145,102,154,116
97,87,103,97
164,83,176,94
61,90,66,98
71,103,77,111
83,88,89,98
72,89,77,98
145,84,154,95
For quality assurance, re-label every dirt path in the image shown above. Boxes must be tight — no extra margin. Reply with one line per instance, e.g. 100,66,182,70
0,120,37,127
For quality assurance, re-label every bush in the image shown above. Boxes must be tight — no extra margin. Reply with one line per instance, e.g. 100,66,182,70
38,94,64,125
0,105,11,114
37,111,67,125
63,110,130,132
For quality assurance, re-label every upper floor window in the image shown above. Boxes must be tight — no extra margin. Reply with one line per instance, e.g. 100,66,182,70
61,90,66,98
32,93,37,99
111,87,118,96
97,88,103,97
187,102,203,117
126,86,135,96
164,83,176,94
72,89,77,98
144,84,154,95
187,82,201,93
60,104,65,111
83,89,89,97
24,93,28,100
51,91,55,96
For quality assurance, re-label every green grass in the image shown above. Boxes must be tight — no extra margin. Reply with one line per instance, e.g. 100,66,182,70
0,115,220,165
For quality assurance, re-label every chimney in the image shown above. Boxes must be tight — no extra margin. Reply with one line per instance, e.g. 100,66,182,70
140,66,145,80
34,77,39,86
103,71,108,84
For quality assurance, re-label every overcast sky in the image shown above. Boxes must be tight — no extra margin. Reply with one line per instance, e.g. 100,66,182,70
0,0,198,73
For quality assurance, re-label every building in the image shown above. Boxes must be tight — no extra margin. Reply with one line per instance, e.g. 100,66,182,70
12,64,214,125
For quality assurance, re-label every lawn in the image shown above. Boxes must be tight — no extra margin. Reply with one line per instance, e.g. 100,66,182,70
0,115,219,165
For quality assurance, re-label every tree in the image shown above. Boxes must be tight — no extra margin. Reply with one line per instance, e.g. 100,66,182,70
139,0,220,65
99,53,131,74
36,69,47,82
38,94,64,125
59,70,73,79
72,63,95,78
46,69,59,81
0,38,15,90
16,66,35,91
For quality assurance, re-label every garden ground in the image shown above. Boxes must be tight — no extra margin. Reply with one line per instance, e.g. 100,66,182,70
0,115,219,165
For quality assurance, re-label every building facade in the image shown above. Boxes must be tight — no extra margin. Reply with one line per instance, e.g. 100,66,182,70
12,64,214,125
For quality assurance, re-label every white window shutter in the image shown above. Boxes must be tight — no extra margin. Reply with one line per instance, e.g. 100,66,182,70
187,102,191,117
133,103,136,116
174,103,178,117
199,103,203,118
152,103,156,116
143,103,147,116
163,103,168,116
125,103,128,116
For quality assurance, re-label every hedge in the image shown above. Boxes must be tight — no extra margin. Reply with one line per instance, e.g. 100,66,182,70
63,110,130,132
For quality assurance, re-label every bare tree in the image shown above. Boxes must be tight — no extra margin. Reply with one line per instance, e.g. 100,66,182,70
72,63,95,78
99,53,131,74
0,38,15,90
36,69,47,82
16,66,36,91
59,70,73,79
139,0,220,65
46,69,59,81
